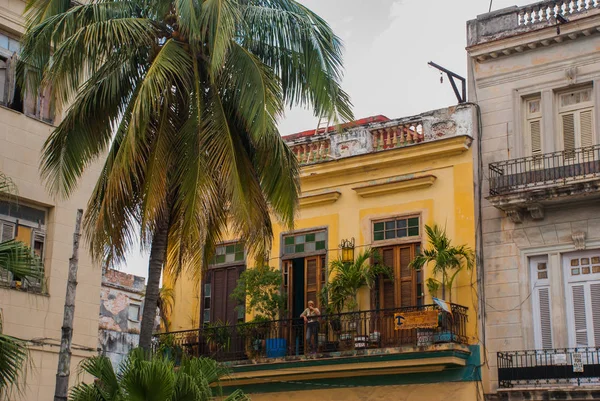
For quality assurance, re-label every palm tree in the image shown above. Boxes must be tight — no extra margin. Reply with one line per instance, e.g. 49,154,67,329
326,249,391,313
157,286,175,332
409,224,474,302
19,0,353,348
0,173,43,397
69,350,250,401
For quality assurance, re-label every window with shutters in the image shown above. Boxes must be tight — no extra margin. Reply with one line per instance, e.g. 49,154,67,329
202,265,245,326
558,87,594,158
372,243,420,310
524,97,543,166
0,200,46,292
0,32,54,122
530,256,553,349
564,250,600,347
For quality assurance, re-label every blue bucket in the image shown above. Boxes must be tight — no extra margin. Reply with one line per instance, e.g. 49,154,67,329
266,338,287,358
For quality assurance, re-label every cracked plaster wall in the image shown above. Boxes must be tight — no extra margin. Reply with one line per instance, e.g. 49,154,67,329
99,269,145,368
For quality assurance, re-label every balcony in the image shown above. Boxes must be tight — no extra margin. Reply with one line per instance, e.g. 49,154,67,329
496,348,600,400
154,304,469,362
154,304,474,392
488,146,600,220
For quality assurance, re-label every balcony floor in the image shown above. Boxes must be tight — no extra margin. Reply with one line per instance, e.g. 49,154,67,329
488,176,600,212
220,343,475,393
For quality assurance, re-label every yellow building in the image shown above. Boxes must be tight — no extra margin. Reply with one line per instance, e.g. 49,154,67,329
164,103,482,400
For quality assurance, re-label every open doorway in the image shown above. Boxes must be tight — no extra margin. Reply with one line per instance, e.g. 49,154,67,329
291,258,304,319
283,255,326,318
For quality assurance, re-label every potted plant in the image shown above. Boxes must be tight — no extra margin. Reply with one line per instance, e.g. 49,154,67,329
409,224,474,343
231,265,287,359
326,249,392,349
157,333,183,364
237,315,270,359
204,320,231,354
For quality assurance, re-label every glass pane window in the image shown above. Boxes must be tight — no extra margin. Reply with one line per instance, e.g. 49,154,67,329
211,242,245,265
128,304,140,322
0,33,19,54
373,216,420,242
0,201,46,226
283,231,326,255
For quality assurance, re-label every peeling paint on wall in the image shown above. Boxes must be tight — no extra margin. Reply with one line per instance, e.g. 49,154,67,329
99,269,146,368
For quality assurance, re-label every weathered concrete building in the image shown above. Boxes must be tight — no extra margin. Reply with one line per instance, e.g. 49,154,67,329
0,0,103,399
468,1,600,399
99,269,145,368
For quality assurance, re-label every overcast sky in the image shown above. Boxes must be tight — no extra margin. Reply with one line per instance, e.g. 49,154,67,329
120,0,533,280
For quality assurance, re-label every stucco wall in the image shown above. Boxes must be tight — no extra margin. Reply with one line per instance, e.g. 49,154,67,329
248,382,480,401
0,1,103,397
467,10,600,394
98,269,145,368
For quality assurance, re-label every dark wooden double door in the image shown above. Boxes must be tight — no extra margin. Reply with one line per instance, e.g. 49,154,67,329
202,265,245,326
372,243,422,346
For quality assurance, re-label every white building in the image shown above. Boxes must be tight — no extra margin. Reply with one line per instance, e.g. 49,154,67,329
468,1,600,399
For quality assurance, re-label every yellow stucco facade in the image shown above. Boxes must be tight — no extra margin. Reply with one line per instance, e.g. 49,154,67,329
168,104,479,345
248,382,480,401
163,105,483,399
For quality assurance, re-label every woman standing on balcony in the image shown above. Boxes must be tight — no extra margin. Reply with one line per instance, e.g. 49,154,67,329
301,301,320,354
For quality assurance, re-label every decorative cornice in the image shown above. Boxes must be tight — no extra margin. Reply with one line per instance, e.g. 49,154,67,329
468,14,600,63
352,175,437,198
298,190,341,207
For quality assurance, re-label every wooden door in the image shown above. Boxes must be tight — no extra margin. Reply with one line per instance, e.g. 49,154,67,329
304,256,324,309
398,245,416,307
372,244,418,346
205,266,244,325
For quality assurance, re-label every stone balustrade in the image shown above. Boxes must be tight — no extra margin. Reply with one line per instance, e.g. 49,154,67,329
290,138,331,165
371,121,424,151
519,0,599,25
284,104,476,167
467,0,600,47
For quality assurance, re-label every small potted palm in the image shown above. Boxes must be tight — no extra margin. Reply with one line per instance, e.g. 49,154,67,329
204,320,231,354
409,224,474,344
327,249,391,350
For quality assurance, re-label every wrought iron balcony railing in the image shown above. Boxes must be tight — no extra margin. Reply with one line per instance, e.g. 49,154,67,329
489,146,600,196
498,348,600,388
153,304,468,363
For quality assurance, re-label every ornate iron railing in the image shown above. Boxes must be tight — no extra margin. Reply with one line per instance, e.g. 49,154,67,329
498,348,600,388
153,304,468,363
489,145,600,195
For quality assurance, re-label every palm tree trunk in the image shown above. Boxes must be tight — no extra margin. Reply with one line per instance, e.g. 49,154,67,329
54,209,82,401
441,273,446,301
139,214,170,350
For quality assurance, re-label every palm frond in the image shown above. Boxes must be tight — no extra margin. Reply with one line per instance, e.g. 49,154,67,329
40,49,145,198
200,0,240,76
78,356,120,401
410,224,474,301
0,333,29,396
0,240,43,282
0,173,17,199
239,0,353,122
